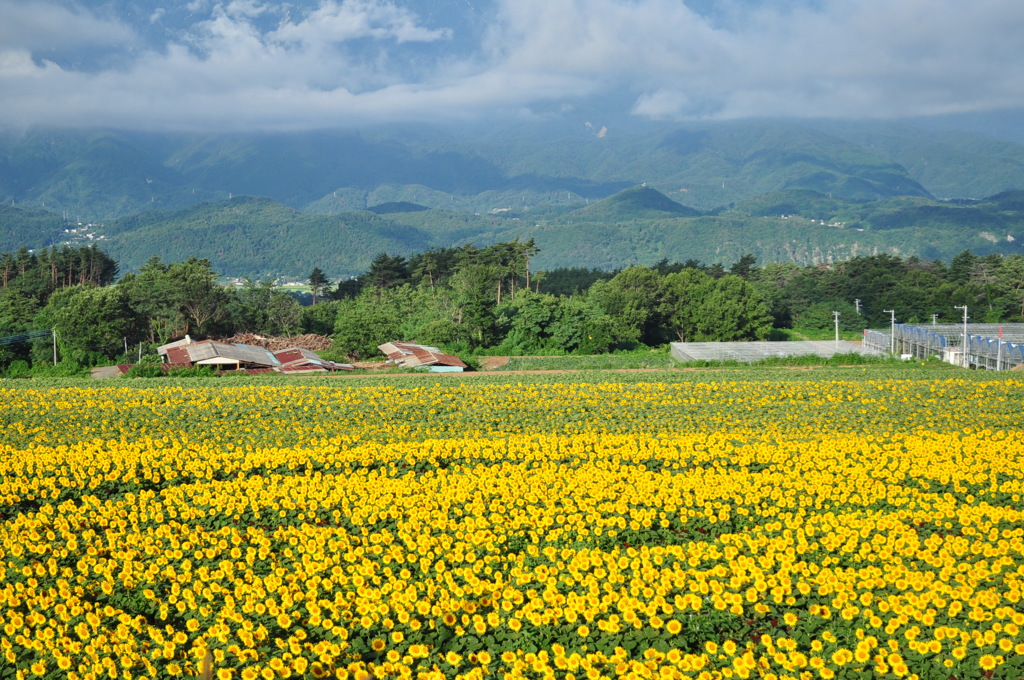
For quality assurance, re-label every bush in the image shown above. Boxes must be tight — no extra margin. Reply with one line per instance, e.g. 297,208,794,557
167,365,218,378
30,360,89,378
2,360,31,379
124,363,166,378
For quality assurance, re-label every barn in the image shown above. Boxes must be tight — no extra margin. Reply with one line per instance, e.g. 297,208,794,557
378,341,468,372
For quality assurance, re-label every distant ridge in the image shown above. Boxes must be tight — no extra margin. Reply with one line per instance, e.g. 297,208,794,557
16,185,1024,279
2,120,1022,222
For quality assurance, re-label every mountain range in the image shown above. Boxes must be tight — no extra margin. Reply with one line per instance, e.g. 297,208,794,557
2,117,1024,278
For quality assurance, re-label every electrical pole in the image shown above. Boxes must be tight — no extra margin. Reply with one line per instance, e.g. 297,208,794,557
954,305,968,367
931,314,938,326
884,309,896,355
833,311,840,348
854,299,861,315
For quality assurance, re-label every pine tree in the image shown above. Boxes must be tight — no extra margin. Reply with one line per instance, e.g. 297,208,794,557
308,267,329,304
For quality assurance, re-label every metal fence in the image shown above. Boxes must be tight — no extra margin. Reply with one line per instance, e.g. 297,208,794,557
864,323,1024,370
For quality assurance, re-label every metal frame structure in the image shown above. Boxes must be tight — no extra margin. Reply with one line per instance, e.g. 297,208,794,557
863,323,1024,370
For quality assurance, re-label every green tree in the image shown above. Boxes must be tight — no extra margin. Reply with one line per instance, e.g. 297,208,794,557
659,269,713,341
587,266,664,346
948,250,978,285
332,294,401,360
232,279,303,336
793,301,861,332
448,263,502,347
301,300,341,335
363,253,410,295
167,258,231,336
122,257,182,344
547,297,617,354
729,253,759,280
691,275,773,341
45,285,144,364
0,288,40,368
308,267,330,305
497,291,561,352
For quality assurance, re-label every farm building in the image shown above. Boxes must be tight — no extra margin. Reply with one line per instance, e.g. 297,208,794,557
156,337,352,373
378,341,468,372
274,347,354,373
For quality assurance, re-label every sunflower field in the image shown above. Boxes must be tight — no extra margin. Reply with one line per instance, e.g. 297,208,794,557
1,370,1023,680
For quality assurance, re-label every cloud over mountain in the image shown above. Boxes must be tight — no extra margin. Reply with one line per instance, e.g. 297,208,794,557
1,0,1022,131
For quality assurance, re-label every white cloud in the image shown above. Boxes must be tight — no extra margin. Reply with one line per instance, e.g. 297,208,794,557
0,0,1022,130
271,1,451,45
0,0,134,51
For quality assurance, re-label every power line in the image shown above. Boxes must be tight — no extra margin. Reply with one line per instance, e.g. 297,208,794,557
0,329,52,347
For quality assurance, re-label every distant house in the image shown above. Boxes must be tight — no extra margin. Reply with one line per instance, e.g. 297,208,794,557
378,341,468,372
156,337,353,373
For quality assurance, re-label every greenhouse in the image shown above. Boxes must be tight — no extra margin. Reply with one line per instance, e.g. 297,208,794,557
669,340,878,364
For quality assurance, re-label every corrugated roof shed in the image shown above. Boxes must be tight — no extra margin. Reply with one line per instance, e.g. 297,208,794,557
163,340,281,368
274,347,354,372
156,335,193,356
158,338,352,372
378,341,467,369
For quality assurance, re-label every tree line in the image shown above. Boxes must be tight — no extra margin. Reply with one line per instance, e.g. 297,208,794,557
0,250,311,374
2,240,1024,375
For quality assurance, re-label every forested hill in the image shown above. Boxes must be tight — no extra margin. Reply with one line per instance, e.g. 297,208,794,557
29,187,1022,279
2,118,1024,278
2,118,1023,223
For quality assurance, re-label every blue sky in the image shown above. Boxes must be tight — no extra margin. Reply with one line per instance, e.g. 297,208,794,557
1,0,1022,131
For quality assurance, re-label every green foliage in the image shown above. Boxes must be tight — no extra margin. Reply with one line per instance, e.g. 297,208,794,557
1,359,30,378
7,239,1024,375
166,365,218,378
18,186,1023,281
46,285,144,363
301,300,341,335
307,266,330,304
793,301,862,332
27,359,89,378
574,185,702,220
332,294,402,360
123,363,165,378
231,279,303,337
587,266,664,346
0,205,68,250
499,351,675,371
691,275,774,341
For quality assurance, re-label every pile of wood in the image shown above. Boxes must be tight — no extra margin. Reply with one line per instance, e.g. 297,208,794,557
221,333,333,352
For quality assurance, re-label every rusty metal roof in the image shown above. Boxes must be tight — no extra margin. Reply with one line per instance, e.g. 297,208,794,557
159,338,353,372
378,341,467,368
162,339,280,367
156,335,194,356
275,347,354,372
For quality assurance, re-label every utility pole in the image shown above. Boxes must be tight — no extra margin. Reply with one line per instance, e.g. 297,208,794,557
954,305,968,367
854,299,861,315
931,314,938,326
884,309,896,355
833,311,840,348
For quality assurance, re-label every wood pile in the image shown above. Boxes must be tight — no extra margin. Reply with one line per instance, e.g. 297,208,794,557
221,333,333,352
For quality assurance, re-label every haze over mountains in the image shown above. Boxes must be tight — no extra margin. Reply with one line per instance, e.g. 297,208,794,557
2,1,1024,278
